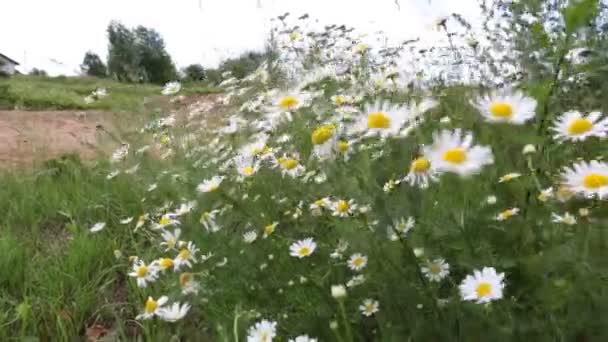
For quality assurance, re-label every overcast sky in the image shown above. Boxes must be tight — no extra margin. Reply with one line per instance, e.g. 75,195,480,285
1,0,480,75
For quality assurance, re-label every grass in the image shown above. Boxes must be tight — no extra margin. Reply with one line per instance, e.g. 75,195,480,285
0,75,220,112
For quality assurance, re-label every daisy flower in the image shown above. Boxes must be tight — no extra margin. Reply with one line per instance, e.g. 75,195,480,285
275,154,305,178
498,172,521,183
180,272,201,295
331,284,347,299
348,101,415,138
421,258,450,282
390,217,415,239
173,242,199,271
154,257,175,271
263,222,278,238
423,129,494,176
403,157,438,188
152,214,180,230
309,197,330,216
197,176,224,193
359,299,380,316
247,319,277,342
331,94,353,106
89,222,106,233
560,160,608,199
471,90,537,124
128,260,160,288
269,90,311,112
551,111,608,142
157,302,191,322
290,238,317,258
347,253,368,271
331,199,357,217
243,231,258,243
346,274,366,288
160,228,181,251
172,201,197,216
551,212,577,225
200,209,221,232
235,154,260,178
496,208,519,221
136,296,168,320
162,81,181,95
459,267,505,303
538,187,554,202
289,335,318,342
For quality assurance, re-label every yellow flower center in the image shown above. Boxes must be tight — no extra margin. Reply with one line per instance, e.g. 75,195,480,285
144,297,158,314
501,209,517,218
411,158,431,173
365,303,375,313
264,224,275,235
136,265,148,278
476,282,492,297
311,125,335,145
159,216,171,226
159,258,174,269
567,118,593,135
160,136,170,144
429,263,442,274
298,247,311,257
337,200,350,213
282,159,298,170
334,95,345,105
242,166,255,176
180,272,193,287
489,102,513,118
367,112,391,129
353,257,364,267
279,96,299,110
289,32,299,41
583,173,608,189
314,199,326,206
442,148,467,164
179,249,191,260
337,141,349,153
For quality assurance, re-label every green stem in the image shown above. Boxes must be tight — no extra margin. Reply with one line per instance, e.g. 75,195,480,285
338,300,354,342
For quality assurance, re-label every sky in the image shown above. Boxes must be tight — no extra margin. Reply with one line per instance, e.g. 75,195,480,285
1,0,481,76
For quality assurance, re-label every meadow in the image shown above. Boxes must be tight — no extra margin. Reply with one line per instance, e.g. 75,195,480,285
1,2,608,341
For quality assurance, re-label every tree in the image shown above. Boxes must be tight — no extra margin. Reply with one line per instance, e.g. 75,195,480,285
80,51,107,77
182,64,206,82
29,68,47,77
106,21,177,84
219,51,266,79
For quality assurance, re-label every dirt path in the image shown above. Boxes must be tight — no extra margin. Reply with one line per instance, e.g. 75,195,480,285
0,110,123,169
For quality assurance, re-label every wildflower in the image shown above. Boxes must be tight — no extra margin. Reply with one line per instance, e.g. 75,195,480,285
172,201,197,217
135,214,148,231
271,91,310,112
496,208,519,221
459,267,505,303
311,124,336,145
331,199,357,217
197,176,224,193
160,228,181,251
331,94,353,106
486,195,498,204
136,296,168,320
180,272,201,295
309,197,330,216
152,214,180,230
347,274,366,287
391,217,415,238
471,90,537,124
498,172,521,183
403,157,438,188
235,155,260,178
111,143,129,162
538,187,554,202
128,260,160,288
275,154,305,178
560,161,608,199
551,111,608,142
551,212,577,225
247,319,277,342
522,144,536,155
119,217,133,224
243,231,258,243
161,81,181,96
154,257,175,271
174,242,199,270
359,299,380,316
348,101,419,138
89,222,106,233
200,209,221,232
383,179,396,193
424,129,493,176
263,222,278,238
413,248,425,257
331,284,347,299
556,185,576,202
347,253,368,271
289,335,318,342
289,238,316,258
421,258,450,282
157,302,191,322
579,208,590,217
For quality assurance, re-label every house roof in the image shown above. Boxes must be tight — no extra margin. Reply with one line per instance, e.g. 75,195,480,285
0,53,19,65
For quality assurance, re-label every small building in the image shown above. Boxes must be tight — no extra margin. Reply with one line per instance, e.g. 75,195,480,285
0,53,20,75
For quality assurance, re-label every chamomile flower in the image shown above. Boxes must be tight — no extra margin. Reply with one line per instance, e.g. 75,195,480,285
247,319,277,342
551,212,577,225
136,296,168,320
331,199,357,217
235,154,260,178
290,238,317,258
309,197,330,216
346,274,366,287
157,302,191,322
560,161,608,199
403,157,438,188
459,267,505,303
162,81,181,95
200,209,221,232
289,335,318,342
421,258,450,282
498,172,522,183
152,214,180,230
359,299,380,316
331,284,347,299
263,222,278,238
197,176,224,193
173,242,199,271
390,217,415,239
538,187,554,202
496,208,519,221
128,260,160,288
551,111,608,142
331,94,353,106
89,222,106,233
423,129,494,176
154,257,175,271
270,90,311,112
349,101,415,138
347,253,368,271
243,231,258,243
275,154,305,178
180,272,201,295
471,90,537,124
160,228,181,251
